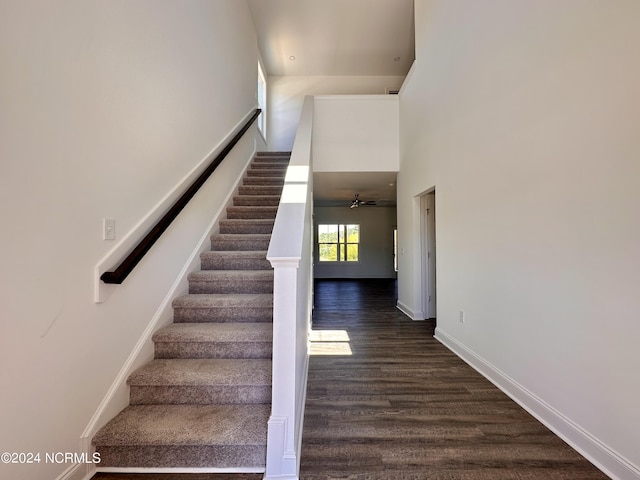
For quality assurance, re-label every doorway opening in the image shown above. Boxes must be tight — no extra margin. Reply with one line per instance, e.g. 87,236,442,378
257,60,267,139
420,191,436,321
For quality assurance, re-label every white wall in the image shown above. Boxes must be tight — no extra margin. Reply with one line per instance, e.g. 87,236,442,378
268,75,405,151
0,1,258,479
314,207,397,279
398,1,640,478
313,95,399,173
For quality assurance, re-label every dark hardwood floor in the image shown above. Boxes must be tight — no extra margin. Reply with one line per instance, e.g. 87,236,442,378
92,279,608,480
300,279,608,479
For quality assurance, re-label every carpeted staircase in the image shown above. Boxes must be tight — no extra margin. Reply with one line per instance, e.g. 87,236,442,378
93,152,290,471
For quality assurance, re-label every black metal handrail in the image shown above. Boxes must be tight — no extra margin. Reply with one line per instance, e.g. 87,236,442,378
101,109,261,284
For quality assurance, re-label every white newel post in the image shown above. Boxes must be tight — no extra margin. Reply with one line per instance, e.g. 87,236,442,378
265,260,300,479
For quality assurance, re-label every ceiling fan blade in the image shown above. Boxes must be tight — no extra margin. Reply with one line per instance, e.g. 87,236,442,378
347,194,377,207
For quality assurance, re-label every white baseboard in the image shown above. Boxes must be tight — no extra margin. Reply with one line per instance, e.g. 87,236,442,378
396,300,425,320
435,327,640,480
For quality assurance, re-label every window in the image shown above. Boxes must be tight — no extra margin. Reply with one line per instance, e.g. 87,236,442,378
257,61,267,138
318,224,359,262
393,228,398,272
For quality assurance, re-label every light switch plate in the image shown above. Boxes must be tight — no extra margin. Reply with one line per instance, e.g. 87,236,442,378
103,218,115,241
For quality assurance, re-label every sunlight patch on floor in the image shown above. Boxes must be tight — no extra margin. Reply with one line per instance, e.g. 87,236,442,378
309,329,352,356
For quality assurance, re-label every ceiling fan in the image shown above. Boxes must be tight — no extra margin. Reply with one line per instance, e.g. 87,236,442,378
349,193,377,208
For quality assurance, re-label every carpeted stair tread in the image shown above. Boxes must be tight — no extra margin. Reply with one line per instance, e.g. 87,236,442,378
252,156,288,161
251,161,289,167
154,322,272,344
249,163,288,171
128,359,271,405
253,155,289,160
128,359,271,387
93,404,269,468
188,270,273,294
219,219,274,234
246,169,287,177
153,322,272,359
211,233,271,251
232,195,281,206
94,404,269,446
173,293,273,308
255,151,291,157
188,270,274,279
242,176,285,186
238,185,285,196
172,294,273,323
200,251,271,270
226,206,278,219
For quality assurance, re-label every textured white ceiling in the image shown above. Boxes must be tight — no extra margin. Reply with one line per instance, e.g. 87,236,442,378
247,0,415,76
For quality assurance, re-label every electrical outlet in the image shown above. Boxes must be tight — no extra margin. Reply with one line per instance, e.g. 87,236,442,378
103,218,115,241
459,310,465,324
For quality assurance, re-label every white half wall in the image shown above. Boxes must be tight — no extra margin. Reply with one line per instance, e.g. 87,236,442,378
268,75,405,151
313,95,399,173
0,1,259,479
398,1,640,478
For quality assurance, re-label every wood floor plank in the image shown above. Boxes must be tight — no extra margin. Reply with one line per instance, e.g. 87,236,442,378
300,279,608,479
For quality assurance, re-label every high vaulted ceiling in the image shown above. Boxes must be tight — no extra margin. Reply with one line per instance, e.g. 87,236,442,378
247,0,415,76
247,0,413,207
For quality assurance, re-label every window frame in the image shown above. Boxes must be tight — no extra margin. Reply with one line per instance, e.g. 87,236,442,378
317,224,360,263
257,61,267,139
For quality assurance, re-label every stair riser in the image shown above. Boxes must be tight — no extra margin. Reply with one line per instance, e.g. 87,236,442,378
200,254,271,270
189,279,273,294
130,386,271,405
233,195,281,206
211,236,271,250
96,445,266,469
252,162,289,168
251,157,288,162
250,163,288,170
154,342,272,359
238,186,284,196
256,151,290,157
173,307,273,323
226,207,278,219
246,170,287,177
242,176,285,186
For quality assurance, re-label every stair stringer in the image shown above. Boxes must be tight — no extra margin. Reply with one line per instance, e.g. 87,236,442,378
81,147,257,475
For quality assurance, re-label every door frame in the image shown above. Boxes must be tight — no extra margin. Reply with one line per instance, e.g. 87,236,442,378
420,190,436,319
